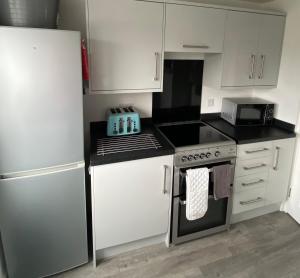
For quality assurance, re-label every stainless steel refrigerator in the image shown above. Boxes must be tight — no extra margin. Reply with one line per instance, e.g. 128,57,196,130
0,27,88,278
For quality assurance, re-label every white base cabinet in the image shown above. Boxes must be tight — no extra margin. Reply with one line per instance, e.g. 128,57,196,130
233,138,295,218
90,155,173,261
267,139,296,205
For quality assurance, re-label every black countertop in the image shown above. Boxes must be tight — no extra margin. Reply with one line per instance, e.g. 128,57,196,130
202,114,296,145
90,119,174,166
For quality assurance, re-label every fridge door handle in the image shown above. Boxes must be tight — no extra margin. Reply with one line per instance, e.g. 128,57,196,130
0,162,85,180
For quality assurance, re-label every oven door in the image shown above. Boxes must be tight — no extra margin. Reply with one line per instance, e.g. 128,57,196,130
235,104,267,126
171,160,234,245
172,196,230,244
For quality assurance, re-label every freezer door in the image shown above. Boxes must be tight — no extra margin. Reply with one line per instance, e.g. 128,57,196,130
0,167,88,278
0,27,84,174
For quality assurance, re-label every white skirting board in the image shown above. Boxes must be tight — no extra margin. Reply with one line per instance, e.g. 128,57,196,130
231,203,281,224
94,234,167,265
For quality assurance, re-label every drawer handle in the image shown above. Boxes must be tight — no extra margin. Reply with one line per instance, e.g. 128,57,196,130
240,197,263,206
242,179,264,187
182,44,210,49
243,164,266,171
245,148,269,154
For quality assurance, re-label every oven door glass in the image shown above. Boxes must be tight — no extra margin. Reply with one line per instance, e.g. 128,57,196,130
176,197,228,237
235,105,265,125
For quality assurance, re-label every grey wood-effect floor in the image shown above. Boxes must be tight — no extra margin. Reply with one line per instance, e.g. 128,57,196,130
56,212,300,278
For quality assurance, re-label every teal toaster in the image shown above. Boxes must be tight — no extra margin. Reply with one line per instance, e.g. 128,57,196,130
107,107,141,136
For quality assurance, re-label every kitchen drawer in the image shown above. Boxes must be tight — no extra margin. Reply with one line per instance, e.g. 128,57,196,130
233,187,266,214
237,141,273,160
235,156,272,177
234,172,269,193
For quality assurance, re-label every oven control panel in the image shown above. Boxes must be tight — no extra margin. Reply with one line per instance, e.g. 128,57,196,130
175,145,237,167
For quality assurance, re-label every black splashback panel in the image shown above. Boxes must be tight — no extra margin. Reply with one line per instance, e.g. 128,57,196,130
153,60,204,124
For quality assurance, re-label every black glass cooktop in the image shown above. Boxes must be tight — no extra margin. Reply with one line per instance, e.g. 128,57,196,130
158,122,231,148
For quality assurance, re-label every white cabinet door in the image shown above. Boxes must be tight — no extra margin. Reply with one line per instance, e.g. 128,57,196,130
165,4,226,53
254,15,285,86
87,0,164,93
92,155,173,250
267,138,296,205
222,11,261,87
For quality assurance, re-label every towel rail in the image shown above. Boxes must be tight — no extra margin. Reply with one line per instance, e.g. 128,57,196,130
179,169,213,179
179,195,215,205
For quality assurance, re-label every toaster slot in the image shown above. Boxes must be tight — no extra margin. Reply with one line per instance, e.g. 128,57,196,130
127,117,132,133
119,118,124,134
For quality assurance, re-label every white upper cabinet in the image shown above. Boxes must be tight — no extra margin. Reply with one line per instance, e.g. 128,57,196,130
255,15,285,86
221,12,261,87
87,0,164,93
221,11,285,88
165,4,227,53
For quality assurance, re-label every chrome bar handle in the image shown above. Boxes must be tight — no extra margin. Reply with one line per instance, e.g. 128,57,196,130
258,55,266,79
154,52,159,81
163,165,168,194
245,148,269,154
182,44,210,49
179,199,187,205
273,146,280,171
243,164,266,171
242,179,264,187
240,197,263,206
249,54,256,79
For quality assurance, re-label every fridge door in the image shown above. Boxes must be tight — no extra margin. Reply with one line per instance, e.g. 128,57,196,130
0,165,88,278
0,27,84,174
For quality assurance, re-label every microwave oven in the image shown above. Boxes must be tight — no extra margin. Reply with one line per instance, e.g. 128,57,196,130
221,98,275,126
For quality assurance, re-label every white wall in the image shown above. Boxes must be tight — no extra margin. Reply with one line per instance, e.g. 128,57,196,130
253,0,300,214
83,93,152,150
253,0,300,125
201,86,253,113
59,0,154,152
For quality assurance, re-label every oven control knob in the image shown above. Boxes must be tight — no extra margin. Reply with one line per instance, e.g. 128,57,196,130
194,154,200,160
200,153,206,159
215,151,221,157
206,152,212,158
188,155,194,161
181,156,188,162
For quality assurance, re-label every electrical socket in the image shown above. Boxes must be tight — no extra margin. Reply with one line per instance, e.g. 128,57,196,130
208,98,215,107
